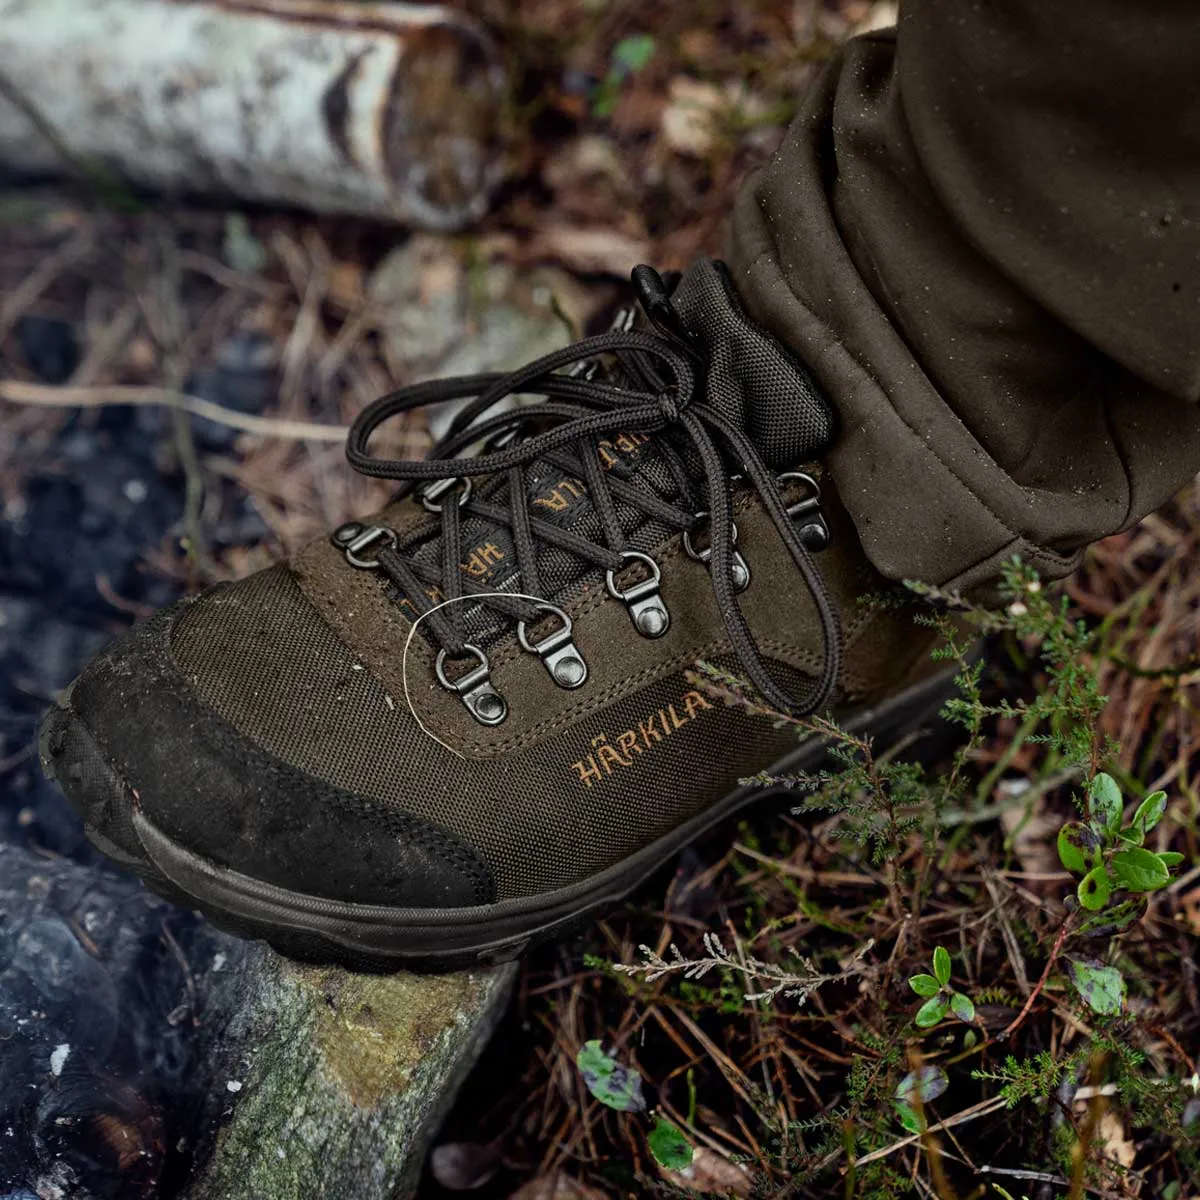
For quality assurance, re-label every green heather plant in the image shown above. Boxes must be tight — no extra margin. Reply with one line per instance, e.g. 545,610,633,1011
597,558,1196,1193
908,946,977,1028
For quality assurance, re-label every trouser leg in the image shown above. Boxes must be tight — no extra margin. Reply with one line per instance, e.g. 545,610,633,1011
729,0,1200,591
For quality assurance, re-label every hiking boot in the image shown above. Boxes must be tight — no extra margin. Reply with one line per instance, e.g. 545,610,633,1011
40,260,956,969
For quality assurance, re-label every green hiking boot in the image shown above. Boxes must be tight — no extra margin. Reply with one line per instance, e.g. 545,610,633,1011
40,260,954,969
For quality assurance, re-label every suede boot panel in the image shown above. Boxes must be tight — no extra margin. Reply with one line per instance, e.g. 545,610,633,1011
290,478,904,756
153,529,947,900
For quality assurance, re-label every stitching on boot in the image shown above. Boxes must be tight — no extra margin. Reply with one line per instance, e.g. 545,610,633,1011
155,614,498,905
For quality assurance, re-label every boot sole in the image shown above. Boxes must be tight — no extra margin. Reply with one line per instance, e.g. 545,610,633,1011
40,664,958,972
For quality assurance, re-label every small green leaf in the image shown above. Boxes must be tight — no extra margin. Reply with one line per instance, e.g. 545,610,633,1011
932,946,952,987
950,992,976,1023
1077,865,1112,910
222,212,267,274
896,1065,949,1105
576,1041,646,1112
1088,773,1123,833
612,33,657,74
1057,822,1101,874
1111,846,1171,893
1132,790,1167,835
895,1100,923,1134
1157,851,1185,868
915,996,949,1027
909,974,941,997
647,1117,692,1171
1066,957,1125,1016
962,1028,978,1049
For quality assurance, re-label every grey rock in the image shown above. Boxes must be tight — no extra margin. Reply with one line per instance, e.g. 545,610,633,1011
368,238,576,441
369,235,469,370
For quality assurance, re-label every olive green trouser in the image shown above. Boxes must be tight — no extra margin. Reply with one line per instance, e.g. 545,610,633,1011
729,0,1200,592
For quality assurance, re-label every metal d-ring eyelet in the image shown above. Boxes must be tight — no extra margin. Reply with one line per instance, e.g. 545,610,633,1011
483,425,519,452
435,644,508,726
606,550,670,639
609,305,637,334
682,512,751,593
421,476,473,513
568,307,636,379
776,471,832,551
517,603,588,689
334,523,397,569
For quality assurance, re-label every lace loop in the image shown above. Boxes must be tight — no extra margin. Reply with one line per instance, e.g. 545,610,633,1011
344,266,843,720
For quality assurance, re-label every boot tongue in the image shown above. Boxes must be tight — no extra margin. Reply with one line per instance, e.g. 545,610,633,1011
669,258,835,470
399,260,834,646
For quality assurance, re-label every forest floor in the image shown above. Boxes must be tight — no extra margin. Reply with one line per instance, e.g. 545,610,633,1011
1,2,1197,1198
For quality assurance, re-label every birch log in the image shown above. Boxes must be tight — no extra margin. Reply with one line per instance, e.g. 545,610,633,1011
0,0,509,229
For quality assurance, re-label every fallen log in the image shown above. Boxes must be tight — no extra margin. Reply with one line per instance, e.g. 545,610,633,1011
0,839,517,1199
0,0,509,229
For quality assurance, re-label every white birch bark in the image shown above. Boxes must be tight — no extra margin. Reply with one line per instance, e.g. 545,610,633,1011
0,0,508,229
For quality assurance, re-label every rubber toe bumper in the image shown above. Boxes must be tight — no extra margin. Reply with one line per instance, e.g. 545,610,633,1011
38,604,496,911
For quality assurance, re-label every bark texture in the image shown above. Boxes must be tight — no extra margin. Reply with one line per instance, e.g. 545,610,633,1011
183,951,517,1200
0,0,508,229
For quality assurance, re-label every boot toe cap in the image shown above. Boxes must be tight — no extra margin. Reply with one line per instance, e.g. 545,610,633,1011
42,596,495,910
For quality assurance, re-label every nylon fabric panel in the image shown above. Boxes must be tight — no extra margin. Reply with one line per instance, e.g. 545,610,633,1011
671,259,835,470
169,565,804,899
353,258,834,652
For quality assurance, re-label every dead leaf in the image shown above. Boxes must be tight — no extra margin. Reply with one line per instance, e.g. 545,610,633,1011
839,0,899,34
661,77,724,157
326,261,365,312
677,29,719,62
543,136,628,193
507,1173,609,1200
430,1139,502,1190
533,227,651,277
1095,1111,1137,1170
853,1,900,34
659,1145,753,1196
123,334,156,376
999,787,1060,877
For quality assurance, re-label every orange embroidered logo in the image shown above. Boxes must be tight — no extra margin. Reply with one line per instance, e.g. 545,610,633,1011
596,430,651,469
531,433,653,515
395,584,445,620
532,477,586,513
393,542,508,618
461,541,506,578
569,689,714,788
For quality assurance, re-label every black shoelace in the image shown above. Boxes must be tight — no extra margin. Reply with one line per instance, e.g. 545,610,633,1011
340,266,843,725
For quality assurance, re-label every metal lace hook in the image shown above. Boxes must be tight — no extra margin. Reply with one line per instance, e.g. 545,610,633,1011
776,472,831,551
332,522,398,569
606,550,670,638
683,512,751,593
421,476,473,513
517,602,588,689
434,643,507,726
